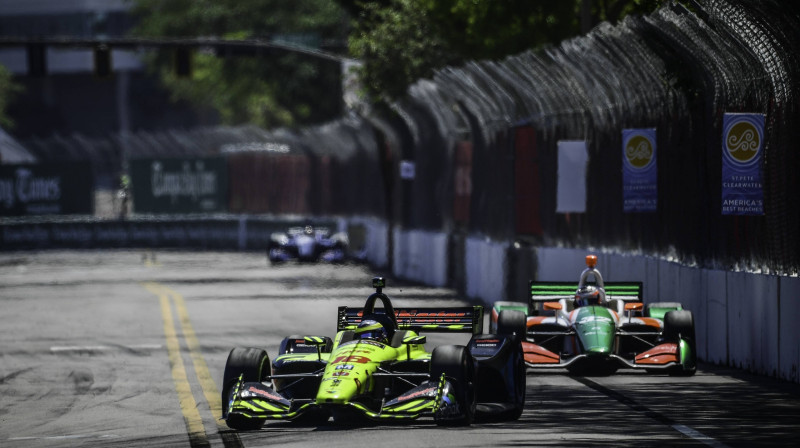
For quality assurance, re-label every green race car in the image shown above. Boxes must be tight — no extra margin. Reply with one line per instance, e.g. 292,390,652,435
491,255,697,376
222,277,527,428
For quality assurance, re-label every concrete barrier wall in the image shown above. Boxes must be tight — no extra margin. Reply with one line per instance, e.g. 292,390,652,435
705,270,728,365
464,236,509,304
392,228,448,287
346,216,389,269
727,273,780,376
780,277,800,383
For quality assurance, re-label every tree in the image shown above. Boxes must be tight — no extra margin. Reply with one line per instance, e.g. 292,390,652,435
345,0,664,101
129,0,351,128
348,0,457,101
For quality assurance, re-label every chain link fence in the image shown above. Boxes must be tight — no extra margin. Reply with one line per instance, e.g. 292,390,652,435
394,0,799,274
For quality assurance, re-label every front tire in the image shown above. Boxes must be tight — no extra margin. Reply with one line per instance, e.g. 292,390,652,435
663,310,697,376
496,310,527,344
222,347,270,430
431,345,475,426
267,245,283,264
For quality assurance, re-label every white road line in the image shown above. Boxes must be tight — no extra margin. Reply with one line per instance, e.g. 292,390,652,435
9,434,121,441
50,344,162,353
673,424,732,448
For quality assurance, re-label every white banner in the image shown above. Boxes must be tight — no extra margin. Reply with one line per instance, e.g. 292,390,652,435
556,140,588,213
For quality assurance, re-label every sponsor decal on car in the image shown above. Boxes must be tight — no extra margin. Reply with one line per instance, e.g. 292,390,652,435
331,354,372,364
245,386,283,402
354,309,470,324
335,364,354,370
579,316,612,325
398,387,436,401
474,338,500,347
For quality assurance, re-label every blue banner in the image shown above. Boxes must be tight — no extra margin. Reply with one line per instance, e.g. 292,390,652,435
721,113,764,215
622,128,657,212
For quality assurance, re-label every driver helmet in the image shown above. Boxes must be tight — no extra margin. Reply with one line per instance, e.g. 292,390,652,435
355,319,389,344
574,285,605,307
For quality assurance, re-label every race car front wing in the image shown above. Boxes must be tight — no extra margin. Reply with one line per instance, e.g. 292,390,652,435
521,339,693,371
224,373,461,423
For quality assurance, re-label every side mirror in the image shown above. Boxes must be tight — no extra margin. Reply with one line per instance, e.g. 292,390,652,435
304,336,327,346
624,302,644,321
624,302,644,312
304,336,326,361
402,335,426,359
402,335,426,345
543,302,563,311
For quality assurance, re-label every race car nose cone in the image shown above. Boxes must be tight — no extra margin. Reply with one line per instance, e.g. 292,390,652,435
587,347,610,355
316,378,359,404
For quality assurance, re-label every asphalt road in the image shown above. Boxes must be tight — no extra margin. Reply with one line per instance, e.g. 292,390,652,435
1,250,798,447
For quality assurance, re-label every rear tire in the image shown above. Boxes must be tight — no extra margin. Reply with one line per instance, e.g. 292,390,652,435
431,345,475,426
222,347,270,430
505,341,526,421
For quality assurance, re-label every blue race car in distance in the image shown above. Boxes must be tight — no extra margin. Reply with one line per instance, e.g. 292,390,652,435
268,225,348,263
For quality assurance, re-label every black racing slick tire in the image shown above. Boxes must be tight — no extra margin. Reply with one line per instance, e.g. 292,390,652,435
663,310,695,342
222,347,270,430
494,310,527,420
431,345,476,426
496,310,527,344
509,337,527,421
663,310,697,377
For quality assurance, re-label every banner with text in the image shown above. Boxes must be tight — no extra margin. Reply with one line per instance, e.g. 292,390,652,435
130,157,228,214
0,163,94,216
721,113,765,215
622,128,657,212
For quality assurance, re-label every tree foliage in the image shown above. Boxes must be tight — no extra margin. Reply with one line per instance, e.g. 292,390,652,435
130,0,350,128
130,1,665,123
348,0,457,101
345,0,664,101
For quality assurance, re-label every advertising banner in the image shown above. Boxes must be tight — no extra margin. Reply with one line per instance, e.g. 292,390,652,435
0,162,94,216
721,113,765,215
622,128,657,212
556,140,587,213
130,157,228,214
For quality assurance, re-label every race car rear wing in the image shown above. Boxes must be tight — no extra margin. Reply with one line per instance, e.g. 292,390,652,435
337,306,484,335
529,281,643,313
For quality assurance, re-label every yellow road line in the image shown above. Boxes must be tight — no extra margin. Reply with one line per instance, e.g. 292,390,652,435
161,284,223,421
144,282,209,446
